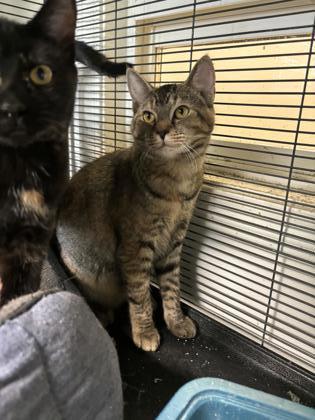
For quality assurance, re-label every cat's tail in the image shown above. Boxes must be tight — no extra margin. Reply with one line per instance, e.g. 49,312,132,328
75,41,133,77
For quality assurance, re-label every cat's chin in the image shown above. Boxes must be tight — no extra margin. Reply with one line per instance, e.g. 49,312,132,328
0,133,29,148
0,128,65,148
0,133,40,148
153,143,186,159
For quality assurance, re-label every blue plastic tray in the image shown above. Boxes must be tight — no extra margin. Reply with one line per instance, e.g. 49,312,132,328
157,378,315,420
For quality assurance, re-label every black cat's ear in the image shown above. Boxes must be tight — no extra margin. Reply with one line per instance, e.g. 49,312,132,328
185,55,215,103
127,68,153,110
29,0,76,45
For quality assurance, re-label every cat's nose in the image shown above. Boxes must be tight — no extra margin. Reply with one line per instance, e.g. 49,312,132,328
0,95,26,133
156,120,171,141
0,94,26,115
158,129,168,140
0,109,17,133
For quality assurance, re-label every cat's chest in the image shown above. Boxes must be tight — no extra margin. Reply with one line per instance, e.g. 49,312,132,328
0,149,48,224
0,144,67,209
149,201,193,255
0,185,49,232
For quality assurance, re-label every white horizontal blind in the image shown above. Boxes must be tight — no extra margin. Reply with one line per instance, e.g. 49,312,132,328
0,0,37,22
71,0,105,174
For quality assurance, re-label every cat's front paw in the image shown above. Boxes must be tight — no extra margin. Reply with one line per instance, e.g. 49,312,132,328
168,316,197,339
133,328,160,352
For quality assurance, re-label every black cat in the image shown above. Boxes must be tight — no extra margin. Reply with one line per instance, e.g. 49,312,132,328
0,0,78,306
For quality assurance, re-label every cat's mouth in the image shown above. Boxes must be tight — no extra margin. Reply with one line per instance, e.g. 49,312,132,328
152,136,190,158
150,137,189,159
0,111,63,147
0,132,28,147
0,128,26,148
155,133,186,149
0,110,21,130
0,109,27,143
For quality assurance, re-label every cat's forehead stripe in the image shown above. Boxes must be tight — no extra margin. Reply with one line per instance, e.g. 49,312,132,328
155,84,178,105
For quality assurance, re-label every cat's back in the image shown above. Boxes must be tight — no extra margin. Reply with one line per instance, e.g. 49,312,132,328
63,149,129,203
58,148,132,225
70,148,128,188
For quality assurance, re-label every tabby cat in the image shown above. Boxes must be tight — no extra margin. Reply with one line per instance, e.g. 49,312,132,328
0,0,77,306
57,56,215,351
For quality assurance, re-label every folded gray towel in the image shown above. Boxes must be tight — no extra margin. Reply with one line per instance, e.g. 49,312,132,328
0,291,123,420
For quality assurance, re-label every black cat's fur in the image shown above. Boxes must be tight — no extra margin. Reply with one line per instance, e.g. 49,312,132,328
75,41,133,76
0,0,77,305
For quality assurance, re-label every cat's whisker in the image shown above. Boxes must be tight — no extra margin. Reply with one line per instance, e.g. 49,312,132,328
184,143,199,157
39,117,67,132
41,121,65,132
185,144,200,171
182,144,198,172
62,274,78,283
39,166,51,177
184,149,195,170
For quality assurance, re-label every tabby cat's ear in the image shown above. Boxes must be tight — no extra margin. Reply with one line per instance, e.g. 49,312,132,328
29,0,76,45
127,68,153,110
186,55,215,103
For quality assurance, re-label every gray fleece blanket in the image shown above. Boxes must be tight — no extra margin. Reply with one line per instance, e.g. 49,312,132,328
0,252,123,420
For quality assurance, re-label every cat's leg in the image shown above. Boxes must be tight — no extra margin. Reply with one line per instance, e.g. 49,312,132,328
0,255,43,306
120,243,160,351
156,243,196,339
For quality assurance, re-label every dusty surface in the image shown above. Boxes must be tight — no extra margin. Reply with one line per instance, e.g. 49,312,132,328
111,300,315,420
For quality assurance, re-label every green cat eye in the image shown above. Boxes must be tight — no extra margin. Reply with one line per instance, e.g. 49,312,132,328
142,111,155,124
29,65,53,86
174,105,190,119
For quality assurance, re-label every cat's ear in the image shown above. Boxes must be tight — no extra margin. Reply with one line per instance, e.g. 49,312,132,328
185,55,215,102
127,68,153,110
29,0,76,45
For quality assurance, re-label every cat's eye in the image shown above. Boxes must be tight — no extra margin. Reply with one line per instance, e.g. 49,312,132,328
174,105,190,119
142,111,155,124
29,65,53,86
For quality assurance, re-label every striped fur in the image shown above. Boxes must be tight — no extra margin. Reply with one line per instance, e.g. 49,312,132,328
57,56,215,351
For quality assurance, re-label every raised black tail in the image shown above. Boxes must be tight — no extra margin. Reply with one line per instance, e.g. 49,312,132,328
75,41,133,77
